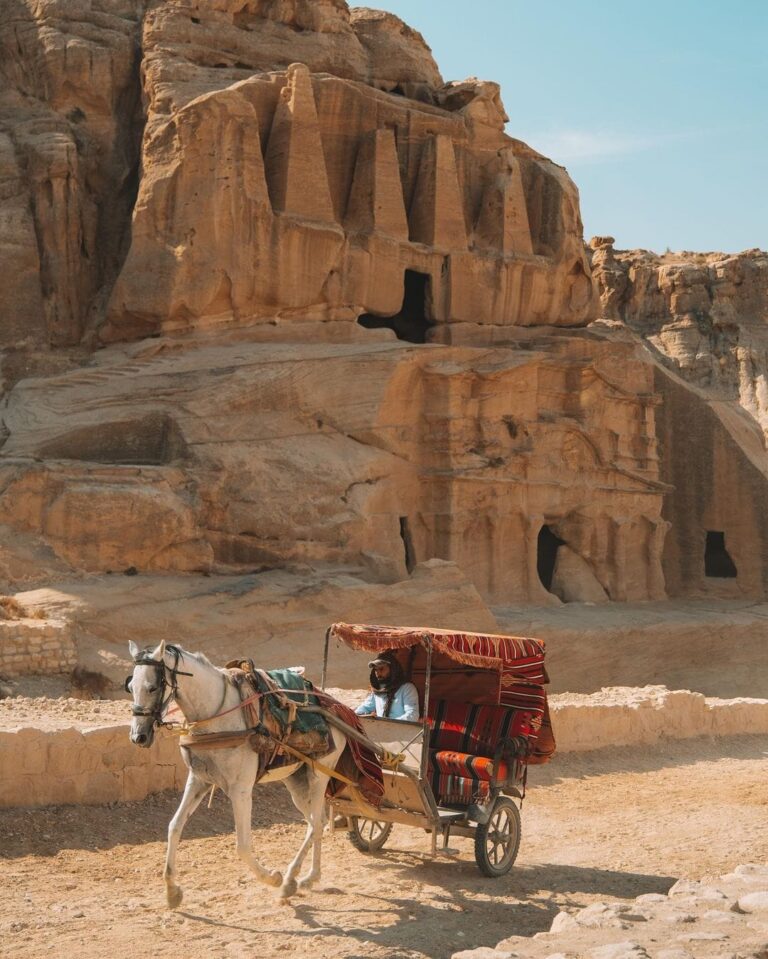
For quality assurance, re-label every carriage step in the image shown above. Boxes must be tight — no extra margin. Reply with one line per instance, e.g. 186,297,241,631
436,809,466,822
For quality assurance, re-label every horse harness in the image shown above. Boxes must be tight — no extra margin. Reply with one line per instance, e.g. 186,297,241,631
127,650,344,783
180,664,333,777
126,645,194,728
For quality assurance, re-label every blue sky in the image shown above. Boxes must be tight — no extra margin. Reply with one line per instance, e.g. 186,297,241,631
377,1,767,254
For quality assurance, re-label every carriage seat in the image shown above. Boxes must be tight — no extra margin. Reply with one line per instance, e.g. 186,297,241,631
426,700,532,805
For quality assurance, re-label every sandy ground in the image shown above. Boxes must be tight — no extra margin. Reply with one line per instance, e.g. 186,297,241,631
2,735,767,959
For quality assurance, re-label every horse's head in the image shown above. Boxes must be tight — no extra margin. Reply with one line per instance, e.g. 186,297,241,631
126,639,169,748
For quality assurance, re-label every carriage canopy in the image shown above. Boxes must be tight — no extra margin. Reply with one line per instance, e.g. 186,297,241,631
328,623,555,762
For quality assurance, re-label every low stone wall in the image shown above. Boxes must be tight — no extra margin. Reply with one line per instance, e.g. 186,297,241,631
1,686,768,808
551,685,768,752
0,724,187,808
0,619,77,677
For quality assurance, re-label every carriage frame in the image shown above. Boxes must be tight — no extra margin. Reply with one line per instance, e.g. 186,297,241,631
320,622,553,877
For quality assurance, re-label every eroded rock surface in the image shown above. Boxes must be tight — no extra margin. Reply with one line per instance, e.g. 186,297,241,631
591,241,768,441
0,0,146,347
1,0,594,352
0,334,669,603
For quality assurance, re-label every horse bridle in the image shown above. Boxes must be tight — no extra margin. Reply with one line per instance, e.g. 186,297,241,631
125,645,194,728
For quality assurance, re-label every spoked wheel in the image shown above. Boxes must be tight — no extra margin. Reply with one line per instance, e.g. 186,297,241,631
347,817,393,853
474,796,521,877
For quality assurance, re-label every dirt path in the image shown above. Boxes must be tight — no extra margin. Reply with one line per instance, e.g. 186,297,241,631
2,736,767,959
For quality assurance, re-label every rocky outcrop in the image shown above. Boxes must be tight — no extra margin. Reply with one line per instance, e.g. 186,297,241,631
104,38,592,341
591,240,768,599
139,0,442,126
350,7,443,98
590,240,768,441
1,0,768,615
455,864,768,959
0,0,146,347
0,0,596,353
0,333,667,603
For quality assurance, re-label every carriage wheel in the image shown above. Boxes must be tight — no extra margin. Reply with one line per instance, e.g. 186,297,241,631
347,817,393,852
473,796,521,877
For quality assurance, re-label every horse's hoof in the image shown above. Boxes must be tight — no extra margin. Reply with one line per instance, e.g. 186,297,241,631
279,878,297,901
267,870,282,888
166,885,183,910
297,876,315,890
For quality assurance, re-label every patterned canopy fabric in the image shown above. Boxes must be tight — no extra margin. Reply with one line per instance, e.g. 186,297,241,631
329,623,546,677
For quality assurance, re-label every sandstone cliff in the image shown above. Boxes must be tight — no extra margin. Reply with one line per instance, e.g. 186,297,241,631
0,0,767,639
0,0,594,353
591,241,768,441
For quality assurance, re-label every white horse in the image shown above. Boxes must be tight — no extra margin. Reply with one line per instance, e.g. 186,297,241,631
126,639,347,906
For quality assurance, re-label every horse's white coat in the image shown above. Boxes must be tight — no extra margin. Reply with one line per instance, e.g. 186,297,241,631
127,639,347,906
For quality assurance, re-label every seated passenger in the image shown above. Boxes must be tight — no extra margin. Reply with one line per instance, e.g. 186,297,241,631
355,651,419,721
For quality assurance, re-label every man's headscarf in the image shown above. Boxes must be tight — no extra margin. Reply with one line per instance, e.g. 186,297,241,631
367,650,406,718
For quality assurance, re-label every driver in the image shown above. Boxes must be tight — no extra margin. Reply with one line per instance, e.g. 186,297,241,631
355,651,419,721
333,652,420,829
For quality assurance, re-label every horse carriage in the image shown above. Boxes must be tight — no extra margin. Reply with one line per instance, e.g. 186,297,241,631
125,623,554,904
322,623,555,877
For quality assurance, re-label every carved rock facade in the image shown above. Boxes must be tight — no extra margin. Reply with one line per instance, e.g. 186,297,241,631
0,334,667,604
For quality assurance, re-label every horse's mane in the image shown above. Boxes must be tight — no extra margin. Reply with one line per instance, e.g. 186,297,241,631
141,644,220,671
182,648,218,670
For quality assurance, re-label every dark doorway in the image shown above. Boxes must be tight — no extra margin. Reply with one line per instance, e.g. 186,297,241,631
358,270,433,344
537,525,566,592
704,530,738,578
399,516,416,574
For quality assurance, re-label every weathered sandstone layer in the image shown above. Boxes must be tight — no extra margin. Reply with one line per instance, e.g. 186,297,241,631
0,333,668,604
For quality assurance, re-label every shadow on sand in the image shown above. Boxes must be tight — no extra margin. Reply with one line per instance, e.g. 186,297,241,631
0,782,302,859
176,859,674,959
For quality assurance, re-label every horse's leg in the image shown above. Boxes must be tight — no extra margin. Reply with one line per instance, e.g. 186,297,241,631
230,786,283,889
164,771,209,909
296,777,329,891
280,770,316,899
282,752,342,898
290,730,349,895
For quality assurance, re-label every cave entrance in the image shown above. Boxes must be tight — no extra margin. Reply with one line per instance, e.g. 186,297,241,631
537,525,566,592
704,530,738,578
358,270,433,344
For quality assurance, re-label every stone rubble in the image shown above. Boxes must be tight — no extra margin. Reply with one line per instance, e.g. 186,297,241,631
454,865,768,959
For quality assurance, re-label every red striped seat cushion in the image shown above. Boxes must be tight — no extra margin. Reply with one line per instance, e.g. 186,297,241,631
431,751,507,782
429,752,508,805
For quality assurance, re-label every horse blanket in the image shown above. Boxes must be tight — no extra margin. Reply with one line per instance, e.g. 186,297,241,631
226,662,383,807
